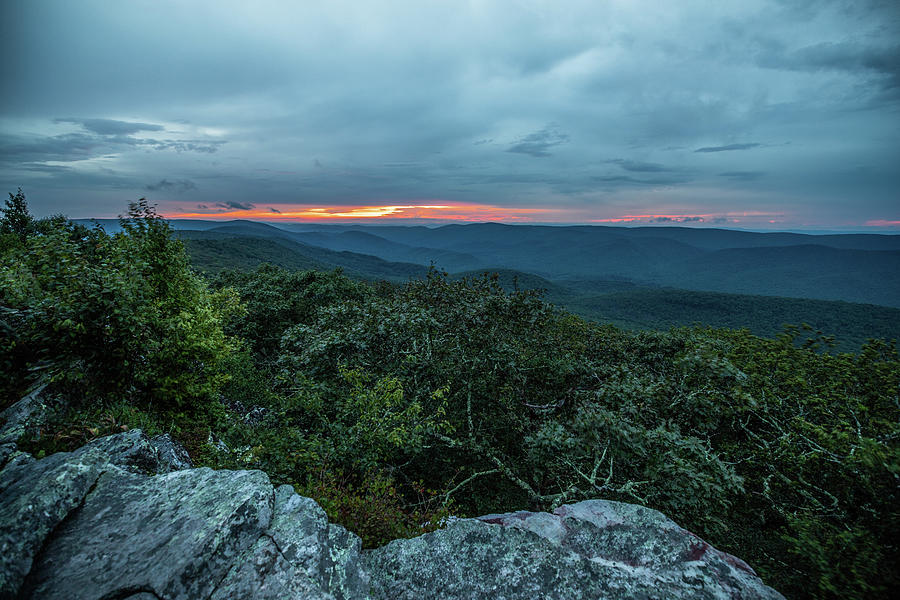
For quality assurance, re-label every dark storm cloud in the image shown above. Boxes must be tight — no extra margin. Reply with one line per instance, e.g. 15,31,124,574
0,132,102,164
593,175,643,184
17,163,74,174
1,0,897,228
757,42,900,88
216,201,254,210
0,129,225,170
649,216,704,223
507,126,570,158
149,140,225,153
55,118,165,136
145,178,197,193
592,174,689,186
695,143,761,153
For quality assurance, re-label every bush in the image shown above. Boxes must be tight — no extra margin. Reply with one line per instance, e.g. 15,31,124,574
297,466,448,548
0,195,239,418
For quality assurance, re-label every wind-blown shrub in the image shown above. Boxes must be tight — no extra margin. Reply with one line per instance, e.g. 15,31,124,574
0,197,239,416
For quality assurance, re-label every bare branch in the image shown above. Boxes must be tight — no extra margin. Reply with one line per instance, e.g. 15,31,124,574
443,469,499,506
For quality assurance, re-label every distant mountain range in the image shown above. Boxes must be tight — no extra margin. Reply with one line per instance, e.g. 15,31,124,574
76,218,900,350
273,222,900,306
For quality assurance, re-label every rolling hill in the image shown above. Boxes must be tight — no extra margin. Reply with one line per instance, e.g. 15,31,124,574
452,268,900,352
176,230,429,281
273,222,900,307
84,217,899,350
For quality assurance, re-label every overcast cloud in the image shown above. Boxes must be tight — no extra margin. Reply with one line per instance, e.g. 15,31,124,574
1,0,898,229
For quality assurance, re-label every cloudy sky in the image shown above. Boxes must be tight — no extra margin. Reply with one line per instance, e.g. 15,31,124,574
1,0,898,229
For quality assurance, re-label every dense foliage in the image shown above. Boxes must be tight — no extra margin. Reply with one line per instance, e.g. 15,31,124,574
2,195,897,599
180,231,430,281
186,236,900,354
0,196,239,418
559,286,900,353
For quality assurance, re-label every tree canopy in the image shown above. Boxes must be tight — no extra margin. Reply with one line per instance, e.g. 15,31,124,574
3,192,897,600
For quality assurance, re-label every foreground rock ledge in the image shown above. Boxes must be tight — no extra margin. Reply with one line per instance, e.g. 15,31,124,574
0,415,783,599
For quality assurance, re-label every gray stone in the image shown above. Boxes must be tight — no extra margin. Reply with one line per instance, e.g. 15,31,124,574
0,445,107,598
81,428,163,474
0,430,171,598
364,500,785,600
207,485,368,600
0,444,16,470
0,430,785,600
2,431,370,600
19,467,274,600
150,433,193,471
0,384,49,445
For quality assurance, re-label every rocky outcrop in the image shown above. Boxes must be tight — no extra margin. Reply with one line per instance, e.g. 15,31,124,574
0,395,783,599
367,503,776,599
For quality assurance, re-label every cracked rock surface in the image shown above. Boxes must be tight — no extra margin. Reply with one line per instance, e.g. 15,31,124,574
365,502,784,599
0,395,783,599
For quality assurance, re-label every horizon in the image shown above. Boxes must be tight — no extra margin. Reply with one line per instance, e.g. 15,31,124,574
73,214,900,236
3,1,898,231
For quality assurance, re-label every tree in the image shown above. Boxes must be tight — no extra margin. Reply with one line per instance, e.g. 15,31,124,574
0,198,240,415
0,188,34,240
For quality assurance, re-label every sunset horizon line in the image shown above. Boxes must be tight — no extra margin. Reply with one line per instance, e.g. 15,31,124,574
153,203,900,232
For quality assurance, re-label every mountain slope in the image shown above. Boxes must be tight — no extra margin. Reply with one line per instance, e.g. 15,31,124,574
666,245,900,306
177,231,429,281
291,230,484,271
276,223,900,306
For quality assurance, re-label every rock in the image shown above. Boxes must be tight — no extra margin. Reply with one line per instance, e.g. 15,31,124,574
80,428,164,474
79,428,192,474
150,433,193,471
0,445,107,597
209,485,368,600
1,430,369,600
0,429,185,598
364,500,784,600
0,430,784,599
0,384,49,446
0,444,16,471
19,467,275,600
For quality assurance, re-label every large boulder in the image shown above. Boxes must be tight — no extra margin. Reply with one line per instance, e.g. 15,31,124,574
0,429,367,600
0,424,204,597
0,384,50,447
365,501,782,599
0,428,784,599
0,384,51,470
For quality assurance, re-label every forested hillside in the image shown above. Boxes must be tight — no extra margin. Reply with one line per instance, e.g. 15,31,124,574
5,198,899,599
451,269,900,353
168,229,900,353
275,222,900,306
74,218,900,349
178,232,429,281
81,218,900,307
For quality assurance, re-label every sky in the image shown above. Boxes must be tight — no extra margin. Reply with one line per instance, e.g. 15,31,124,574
1,0,898,230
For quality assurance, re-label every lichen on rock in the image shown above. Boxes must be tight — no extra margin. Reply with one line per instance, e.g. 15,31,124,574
0,420,785,599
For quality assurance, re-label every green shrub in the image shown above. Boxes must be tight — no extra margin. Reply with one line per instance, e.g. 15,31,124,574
0,195,239,418
297,466,448,548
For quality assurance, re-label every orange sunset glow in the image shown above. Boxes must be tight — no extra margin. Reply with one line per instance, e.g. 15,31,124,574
163,204,804,227
165,203,562,222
